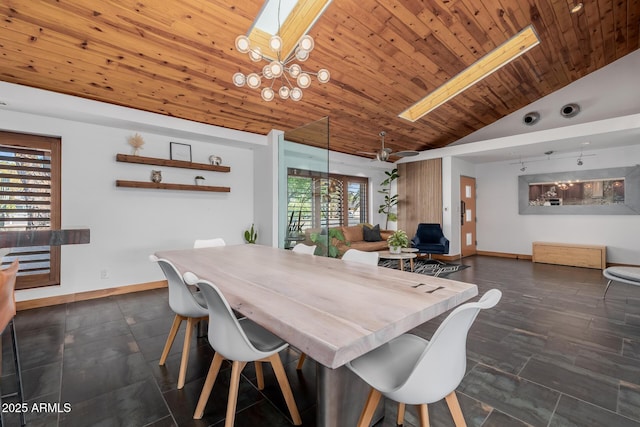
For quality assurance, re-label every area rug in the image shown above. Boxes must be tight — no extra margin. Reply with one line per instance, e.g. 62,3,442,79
378,258,469,277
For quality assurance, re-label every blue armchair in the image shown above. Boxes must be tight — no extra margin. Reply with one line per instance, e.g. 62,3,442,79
411,223,449,262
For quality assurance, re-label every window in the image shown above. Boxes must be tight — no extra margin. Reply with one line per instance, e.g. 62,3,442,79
287,168,368,233
0,131,61,290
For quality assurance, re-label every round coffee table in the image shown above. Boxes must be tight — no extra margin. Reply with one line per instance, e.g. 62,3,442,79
378,251,417,271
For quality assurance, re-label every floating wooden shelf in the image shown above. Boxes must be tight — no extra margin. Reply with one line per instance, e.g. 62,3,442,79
116,180,230,193
116,153,230,172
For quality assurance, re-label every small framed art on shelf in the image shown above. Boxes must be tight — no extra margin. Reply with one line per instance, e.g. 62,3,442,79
170,142,192,162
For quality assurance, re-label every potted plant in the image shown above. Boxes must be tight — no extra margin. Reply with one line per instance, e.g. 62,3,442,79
387,229,409,254
194,175,205,186
244,223,257,244
378,168,399,229
310,228,350,258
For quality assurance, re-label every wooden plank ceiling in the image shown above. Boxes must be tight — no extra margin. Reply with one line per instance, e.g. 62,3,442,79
0,0,638,158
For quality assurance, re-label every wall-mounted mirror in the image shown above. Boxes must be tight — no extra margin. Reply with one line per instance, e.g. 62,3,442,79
519,165,640,215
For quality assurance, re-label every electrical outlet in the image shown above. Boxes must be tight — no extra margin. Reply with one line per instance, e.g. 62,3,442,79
100,269,109,279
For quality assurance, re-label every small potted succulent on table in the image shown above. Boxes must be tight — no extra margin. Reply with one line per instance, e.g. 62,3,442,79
387,230,409,254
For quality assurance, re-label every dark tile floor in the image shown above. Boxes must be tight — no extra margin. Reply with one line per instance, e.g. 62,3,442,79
3,255,640,426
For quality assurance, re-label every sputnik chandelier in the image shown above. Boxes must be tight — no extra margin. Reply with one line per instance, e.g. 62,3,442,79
232,33,330,102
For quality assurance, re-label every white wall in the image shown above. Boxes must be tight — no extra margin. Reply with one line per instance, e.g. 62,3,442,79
1,99,259,302
475,144,640,264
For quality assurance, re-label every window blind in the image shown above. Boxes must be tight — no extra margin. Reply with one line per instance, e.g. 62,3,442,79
0,132,61,289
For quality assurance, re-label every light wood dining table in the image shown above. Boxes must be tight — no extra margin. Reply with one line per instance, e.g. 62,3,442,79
156,244,478,426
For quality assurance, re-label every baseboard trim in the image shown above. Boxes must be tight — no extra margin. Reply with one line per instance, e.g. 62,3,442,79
16,280,168,311
476,250,533,260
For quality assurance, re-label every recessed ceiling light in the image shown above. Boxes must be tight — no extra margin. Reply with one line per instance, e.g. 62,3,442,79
399,25,540,122
570,3,583,13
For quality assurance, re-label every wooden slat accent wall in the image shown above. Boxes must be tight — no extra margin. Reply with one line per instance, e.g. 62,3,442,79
397,159,443,237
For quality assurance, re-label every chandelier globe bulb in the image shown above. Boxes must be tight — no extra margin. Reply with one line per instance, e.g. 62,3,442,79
235,35,251,53
299,35,314,52
317,69,330,83
279,86,290,99
261,87,275,102
269,35,283,52
288,64,302,78
295,48,309,62
232,72,246,87
290,87,303,101
249,47,262,62
297,73,312,88
246,73,262,89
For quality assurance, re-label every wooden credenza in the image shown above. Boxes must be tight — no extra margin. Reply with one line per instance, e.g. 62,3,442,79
532,241,606,270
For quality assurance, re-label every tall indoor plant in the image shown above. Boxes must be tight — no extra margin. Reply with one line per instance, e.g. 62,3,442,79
378,168,399,229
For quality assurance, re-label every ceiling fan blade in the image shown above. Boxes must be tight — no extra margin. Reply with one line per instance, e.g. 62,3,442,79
394,150,420,158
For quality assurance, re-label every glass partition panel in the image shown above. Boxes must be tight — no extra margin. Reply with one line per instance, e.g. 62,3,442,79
279,117,330,254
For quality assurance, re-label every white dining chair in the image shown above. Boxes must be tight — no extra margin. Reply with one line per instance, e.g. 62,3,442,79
602,266,640,299
193,237,226,248
347,289,502,427
342,248,379,265
150,255,209,389
292,243,316,255
183,272,302,426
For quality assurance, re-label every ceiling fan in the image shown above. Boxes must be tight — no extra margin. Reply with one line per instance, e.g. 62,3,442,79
357,131,419,162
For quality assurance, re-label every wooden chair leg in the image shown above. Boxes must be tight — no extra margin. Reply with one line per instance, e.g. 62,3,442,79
296,352,307,370
417,404,429,426
357,388,382,427
444,391,467,427
177,317,197,389
255,361,265,390
397,402,406,425
224,361,247,427
194,352,225,419
159,314,183,365
268,354,302,425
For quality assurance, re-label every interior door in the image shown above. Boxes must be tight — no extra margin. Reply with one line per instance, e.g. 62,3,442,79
460,176,477,257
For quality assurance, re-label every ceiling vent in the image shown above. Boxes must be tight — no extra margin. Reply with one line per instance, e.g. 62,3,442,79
523,111,540,125
561,103,580,118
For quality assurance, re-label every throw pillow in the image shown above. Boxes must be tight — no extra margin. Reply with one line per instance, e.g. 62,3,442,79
342,225,363,242
363,224,382,242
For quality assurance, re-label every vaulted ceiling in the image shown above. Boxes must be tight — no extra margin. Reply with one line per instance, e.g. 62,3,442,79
0,1,638,159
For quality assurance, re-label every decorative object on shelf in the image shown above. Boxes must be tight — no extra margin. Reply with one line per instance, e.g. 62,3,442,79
194,175,205,186
231,0,330,102
209,155,222,166
378,167,399,229
170,142,192,162
244,223,257,244
387,230,409,254
127,133,145,155
150,170,162,183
